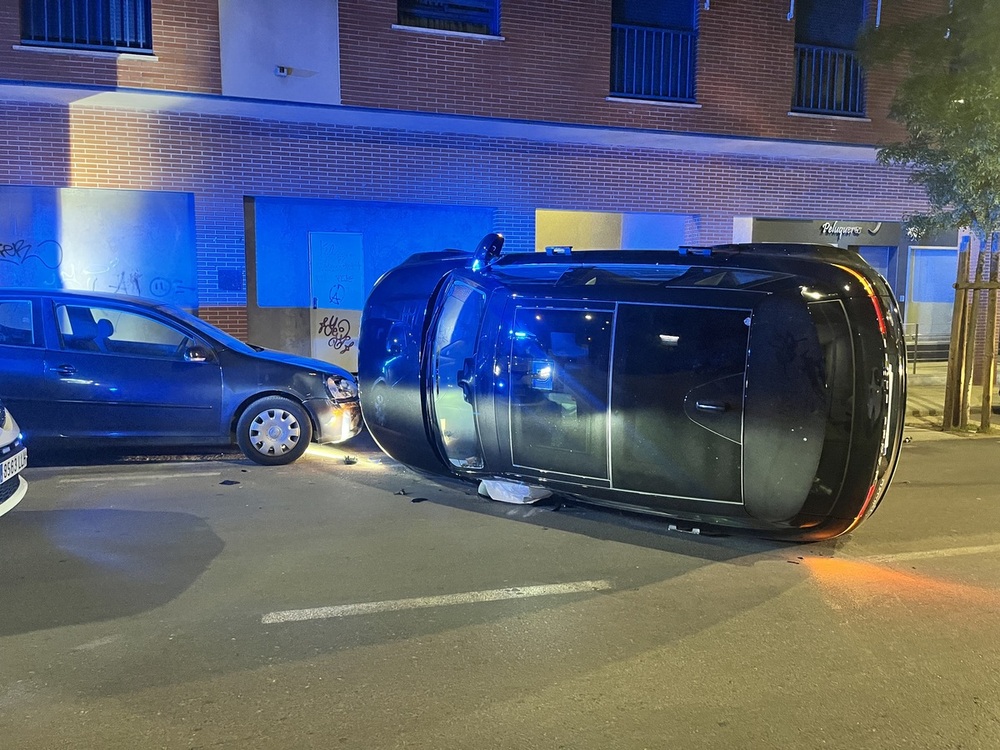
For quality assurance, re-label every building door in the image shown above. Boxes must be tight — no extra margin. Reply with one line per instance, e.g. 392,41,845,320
308,232,363,372
905,246,959,354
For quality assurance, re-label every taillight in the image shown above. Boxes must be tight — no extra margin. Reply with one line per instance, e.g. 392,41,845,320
834,263,887,336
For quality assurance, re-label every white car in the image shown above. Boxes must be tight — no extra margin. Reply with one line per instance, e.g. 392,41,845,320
0,398,28,517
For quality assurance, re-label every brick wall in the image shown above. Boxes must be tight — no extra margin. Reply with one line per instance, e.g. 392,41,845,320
0,0,221,93
199,305,248,340
1,98,930,302
338,0,945,146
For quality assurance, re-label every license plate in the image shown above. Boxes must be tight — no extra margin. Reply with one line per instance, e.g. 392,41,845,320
1,447,27,482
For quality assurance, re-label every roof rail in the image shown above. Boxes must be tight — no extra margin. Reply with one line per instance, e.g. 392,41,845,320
678,245,712,256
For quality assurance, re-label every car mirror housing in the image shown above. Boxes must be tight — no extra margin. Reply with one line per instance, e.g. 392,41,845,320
471,232,505,272
184,346,211,363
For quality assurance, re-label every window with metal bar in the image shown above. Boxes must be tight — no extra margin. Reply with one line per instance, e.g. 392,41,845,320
20,0,153,53
610,0,697,103
792,0,866,116
397,0,500,36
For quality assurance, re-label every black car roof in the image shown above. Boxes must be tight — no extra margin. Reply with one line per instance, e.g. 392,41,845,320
454,243,877,298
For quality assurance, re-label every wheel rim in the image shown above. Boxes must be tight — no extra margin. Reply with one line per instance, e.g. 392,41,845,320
249,408,301,456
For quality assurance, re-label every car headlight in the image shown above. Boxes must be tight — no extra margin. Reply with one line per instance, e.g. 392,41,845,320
325,374,358,401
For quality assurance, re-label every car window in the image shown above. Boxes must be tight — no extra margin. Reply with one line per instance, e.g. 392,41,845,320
509,307,613,478
0,300,36,346
56,304,196,360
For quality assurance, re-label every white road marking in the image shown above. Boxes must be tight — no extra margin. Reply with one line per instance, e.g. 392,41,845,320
262,580,614,624
72,635,122,651
861,543,1000,564
58,471,222,484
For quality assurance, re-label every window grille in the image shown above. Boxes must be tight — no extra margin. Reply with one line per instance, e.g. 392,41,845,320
791,0,866,116
398,0,500,36
610,24,697,103
792,44,866,117
21,0,152,53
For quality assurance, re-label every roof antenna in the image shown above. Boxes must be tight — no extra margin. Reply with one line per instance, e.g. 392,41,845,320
472,232,505,272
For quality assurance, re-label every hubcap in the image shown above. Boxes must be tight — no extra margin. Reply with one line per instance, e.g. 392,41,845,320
250,408,300,455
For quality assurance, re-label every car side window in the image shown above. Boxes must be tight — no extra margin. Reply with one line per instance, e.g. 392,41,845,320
0,300,36,346
56,304,195,360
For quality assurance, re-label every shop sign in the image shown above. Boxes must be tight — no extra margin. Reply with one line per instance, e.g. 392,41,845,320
820,221,879,238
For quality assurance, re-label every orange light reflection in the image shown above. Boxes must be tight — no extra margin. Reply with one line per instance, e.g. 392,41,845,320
801,556,1000,611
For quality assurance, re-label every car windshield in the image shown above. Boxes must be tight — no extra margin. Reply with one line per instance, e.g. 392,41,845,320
430,279,486,469
156,303,256,354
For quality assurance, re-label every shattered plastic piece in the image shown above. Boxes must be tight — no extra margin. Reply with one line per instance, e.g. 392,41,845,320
478,479,552,505
667,524,700,535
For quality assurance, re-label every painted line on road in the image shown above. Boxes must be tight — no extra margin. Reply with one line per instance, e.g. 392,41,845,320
861,543,1000,564
58,471,222,484
262,579,614,625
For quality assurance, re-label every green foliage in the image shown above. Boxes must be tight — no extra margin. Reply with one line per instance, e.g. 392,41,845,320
858,0,1000,241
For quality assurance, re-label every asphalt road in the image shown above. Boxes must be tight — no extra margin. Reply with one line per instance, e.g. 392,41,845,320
1,428,998,749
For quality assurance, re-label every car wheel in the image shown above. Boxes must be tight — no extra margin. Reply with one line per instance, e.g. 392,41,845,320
236,396,313,466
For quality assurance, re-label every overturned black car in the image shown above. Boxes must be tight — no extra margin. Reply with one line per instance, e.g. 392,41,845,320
358,234,906,541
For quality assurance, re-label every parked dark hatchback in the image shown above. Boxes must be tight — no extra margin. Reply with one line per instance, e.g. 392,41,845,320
359,234,906,541
0,289,362,465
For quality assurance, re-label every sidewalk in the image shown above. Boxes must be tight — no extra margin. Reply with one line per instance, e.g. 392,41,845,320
905,360,947,430
905,360,1000,435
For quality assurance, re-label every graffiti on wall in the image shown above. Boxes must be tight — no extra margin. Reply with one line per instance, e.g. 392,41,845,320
0,186,197,308
311,308,360,372
316,312,356,355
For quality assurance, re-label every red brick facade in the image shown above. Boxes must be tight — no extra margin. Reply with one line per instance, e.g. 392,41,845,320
338,0,940,144
0,1,943,343
0,0,221,93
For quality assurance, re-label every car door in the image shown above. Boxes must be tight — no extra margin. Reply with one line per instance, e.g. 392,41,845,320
43,301,224,441
610,303,751,504
503,303,614,480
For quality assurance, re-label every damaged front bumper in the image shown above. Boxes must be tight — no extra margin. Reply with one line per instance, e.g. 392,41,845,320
307,398,363,444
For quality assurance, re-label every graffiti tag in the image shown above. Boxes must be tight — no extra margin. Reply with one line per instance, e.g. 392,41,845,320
109,270,143,296
0,238,63,269
317,315,356,354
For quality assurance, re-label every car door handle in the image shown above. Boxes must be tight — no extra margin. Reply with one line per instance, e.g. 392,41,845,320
49,364,77,376
695,400,729,413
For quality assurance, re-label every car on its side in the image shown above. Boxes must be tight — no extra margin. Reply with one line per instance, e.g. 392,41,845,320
358,234,906,541
0,397,28,517
0,289,362,465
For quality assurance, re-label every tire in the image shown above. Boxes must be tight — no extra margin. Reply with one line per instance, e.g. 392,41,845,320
236,396,313,466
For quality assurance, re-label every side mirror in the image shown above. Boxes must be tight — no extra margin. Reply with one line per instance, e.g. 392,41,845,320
184,346,211,363
472,232,505,272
